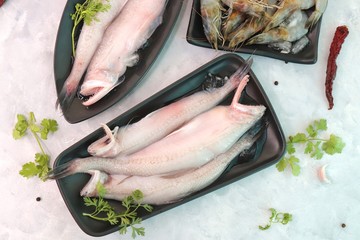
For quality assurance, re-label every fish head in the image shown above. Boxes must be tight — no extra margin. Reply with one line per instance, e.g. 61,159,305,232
79,75,125,106
80,170,109,197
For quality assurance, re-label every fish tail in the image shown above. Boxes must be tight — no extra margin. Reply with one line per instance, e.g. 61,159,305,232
246,117,269,141
229,56,253,85
56,80,78,112
46,160,77,180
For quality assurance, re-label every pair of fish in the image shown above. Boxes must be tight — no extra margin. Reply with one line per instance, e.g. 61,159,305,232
200,0,327,50
48,59,267,205
58,0,167,110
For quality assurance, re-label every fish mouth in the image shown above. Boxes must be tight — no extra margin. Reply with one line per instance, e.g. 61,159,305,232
79,79,122,106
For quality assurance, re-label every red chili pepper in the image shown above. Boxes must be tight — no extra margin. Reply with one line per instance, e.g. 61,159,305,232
0,0,5,7
325,25,349,110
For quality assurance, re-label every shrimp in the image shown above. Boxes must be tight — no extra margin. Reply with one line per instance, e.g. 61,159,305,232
222,9,246,42
247,10,308,45
305,0,328,29
228,12,272,48
232,0,267,17
200,0,224,50
264,0,315,32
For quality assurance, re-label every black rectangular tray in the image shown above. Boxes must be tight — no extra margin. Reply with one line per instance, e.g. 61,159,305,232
54,0,184,123
53,53,286,237
187,0,322,64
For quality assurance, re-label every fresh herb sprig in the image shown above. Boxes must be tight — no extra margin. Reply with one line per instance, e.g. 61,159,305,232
70,0,111,57
83,183,153,238
13,112,58,181
259,208,292,230
276,119,345,176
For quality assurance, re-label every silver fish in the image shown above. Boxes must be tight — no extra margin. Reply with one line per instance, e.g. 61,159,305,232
81,122,266,205
47,75,266,179
88,58,253,157
80,0,167,106
57,0,129,111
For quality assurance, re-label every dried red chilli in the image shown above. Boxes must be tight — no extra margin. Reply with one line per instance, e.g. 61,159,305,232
0,0,5,7
325,25,349,110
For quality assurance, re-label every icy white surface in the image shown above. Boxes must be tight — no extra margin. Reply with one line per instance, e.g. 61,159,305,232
1,0,360,239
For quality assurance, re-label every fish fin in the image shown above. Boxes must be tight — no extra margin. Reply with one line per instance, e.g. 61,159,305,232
56,80,79,112
80,170,109,196
46,160,77,180
229,57,253,85
125,53,140,67
87,124,120,157
159,168,196,179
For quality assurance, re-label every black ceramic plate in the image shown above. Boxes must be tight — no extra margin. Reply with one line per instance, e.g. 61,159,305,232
53,54,285,237
187,0,322,64
54,0,184,124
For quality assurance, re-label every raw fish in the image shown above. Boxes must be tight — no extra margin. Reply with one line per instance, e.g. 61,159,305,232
47,74,266,179
88,58,253,157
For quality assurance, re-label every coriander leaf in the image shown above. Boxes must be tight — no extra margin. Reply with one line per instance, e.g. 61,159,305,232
83,187,153,239
14,112,58,181
40,119,58,140
322,134,345,155
19,162,41,178
96,181,107,197
289,133,307,143
288,156,301,176
281,213,293,224
70,0,111,56
276,157,288,172
259,224,271,230
286,143,296,154
315,119,327,131
306,124,317,137
259,208,292,230
304,141,314,154
13,114,29,139
310,141,323,160
132,189,144,202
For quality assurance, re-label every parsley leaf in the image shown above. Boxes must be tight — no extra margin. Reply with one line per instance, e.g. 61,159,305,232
70,0,111,57
83,185,153,239
259,208,293,230
322,134,346,155
277,119,345,176
13,112,58,181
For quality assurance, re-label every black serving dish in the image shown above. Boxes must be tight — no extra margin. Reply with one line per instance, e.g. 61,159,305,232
54,0,184,123
53,54,286,237
187,0,322,64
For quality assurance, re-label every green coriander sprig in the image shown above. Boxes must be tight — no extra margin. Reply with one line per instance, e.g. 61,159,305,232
276,119,345,176
13,112,58,181
259,208,292,230
70,0,111,57
83,183,153,238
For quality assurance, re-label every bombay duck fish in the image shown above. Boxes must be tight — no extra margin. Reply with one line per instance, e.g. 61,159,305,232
58,0,168,110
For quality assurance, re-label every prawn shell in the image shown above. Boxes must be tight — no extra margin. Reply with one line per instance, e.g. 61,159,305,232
52,54,285,236
187,0,323,64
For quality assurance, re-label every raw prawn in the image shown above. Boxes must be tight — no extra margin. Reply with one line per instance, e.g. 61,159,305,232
264,0,315,32
88,58,253,157
47,74,266,179
200,0,224,50
247,10,308,45
305,0,328,29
